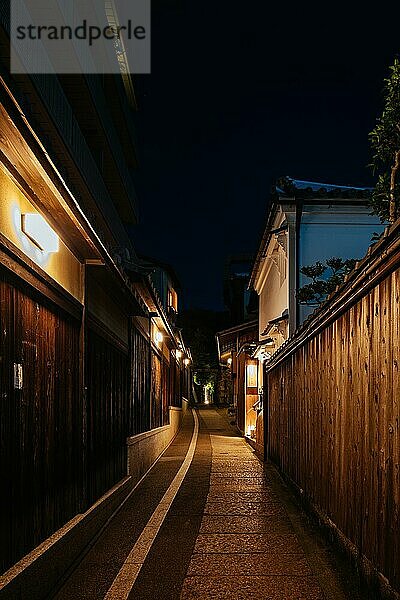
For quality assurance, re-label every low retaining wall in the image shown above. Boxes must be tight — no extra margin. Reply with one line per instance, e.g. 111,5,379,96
0,477,132,600
127,403,187,485
0,402,189,599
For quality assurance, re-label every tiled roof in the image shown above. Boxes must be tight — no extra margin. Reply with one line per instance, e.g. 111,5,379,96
274,176,372,199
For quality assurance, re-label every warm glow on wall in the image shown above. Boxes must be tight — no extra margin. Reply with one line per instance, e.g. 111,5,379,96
21,213,59,253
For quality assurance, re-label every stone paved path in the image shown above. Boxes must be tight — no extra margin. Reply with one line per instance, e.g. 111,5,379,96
180,409,327,599
54,407,361,599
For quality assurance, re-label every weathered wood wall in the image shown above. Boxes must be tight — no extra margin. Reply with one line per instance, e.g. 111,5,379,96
0,269,186,573
169,358,182,408
0,269,82,573
151,352,162,429
267,256,400,591
130,325,151,435
86,328,130,506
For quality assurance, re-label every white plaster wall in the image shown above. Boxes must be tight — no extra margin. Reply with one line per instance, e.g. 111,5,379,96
258,245,288,339
298,205,385,324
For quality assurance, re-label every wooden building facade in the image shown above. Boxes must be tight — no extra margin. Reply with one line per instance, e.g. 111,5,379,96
0,20,191,576
216,321,262,453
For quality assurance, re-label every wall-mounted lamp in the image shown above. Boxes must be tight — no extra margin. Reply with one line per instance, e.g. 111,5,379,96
176,350,183,359
184,358,190,366
21,213,59,253
155,331,163,343
227,358,232,366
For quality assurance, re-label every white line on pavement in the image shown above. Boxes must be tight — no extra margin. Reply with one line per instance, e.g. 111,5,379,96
104,408,200,600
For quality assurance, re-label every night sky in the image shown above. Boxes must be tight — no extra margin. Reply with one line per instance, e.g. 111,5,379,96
131,2,398,310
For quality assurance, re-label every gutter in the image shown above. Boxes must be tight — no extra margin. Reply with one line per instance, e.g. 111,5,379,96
295,200,303,329
248,204,278,290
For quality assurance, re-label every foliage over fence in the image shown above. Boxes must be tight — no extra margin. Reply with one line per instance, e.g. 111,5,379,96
297,257,357,306
369,58,400,223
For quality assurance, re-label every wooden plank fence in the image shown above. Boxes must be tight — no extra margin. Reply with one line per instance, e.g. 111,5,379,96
266,223,400,594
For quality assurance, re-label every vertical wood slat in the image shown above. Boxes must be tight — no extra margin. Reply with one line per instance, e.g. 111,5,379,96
151,352,162,430
0,269,81,573
130,325,150,435
267,268,400,592
85,328,129,507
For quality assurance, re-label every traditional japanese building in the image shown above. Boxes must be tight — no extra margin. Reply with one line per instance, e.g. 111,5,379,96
0,13,191,594
248,176,386,458
216,320,261,453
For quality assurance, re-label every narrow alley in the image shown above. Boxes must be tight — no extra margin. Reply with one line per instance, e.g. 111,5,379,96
1,6,400,599
49,407,361,600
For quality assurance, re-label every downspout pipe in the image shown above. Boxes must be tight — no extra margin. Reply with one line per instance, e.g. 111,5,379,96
295,200,303,330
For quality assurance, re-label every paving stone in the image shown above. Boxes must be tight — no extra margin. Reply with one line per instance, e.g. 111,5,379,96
186,552,313,577
194,533,304,554
207,491,275,503
180,576,325,599
210,474,266,482
204,500,286,516
199,515,294,534
211,460,262,468
209,483,272,492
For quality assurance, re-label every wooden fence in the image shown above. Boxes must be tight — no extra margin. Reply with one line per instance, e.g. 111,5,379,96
266,222,400,594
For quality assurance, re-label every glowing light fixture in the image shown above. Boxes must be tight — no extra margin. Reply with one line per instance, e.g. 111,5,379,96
184,358,190,366
246,424,256,437
21,213,59,253
176,350,183,359
155,331,163,343
246,363,258,388
227,358,232,366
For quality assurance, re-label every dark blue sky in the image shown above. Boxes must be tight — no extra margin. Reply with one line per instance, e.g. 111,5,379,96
131,2,398,310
